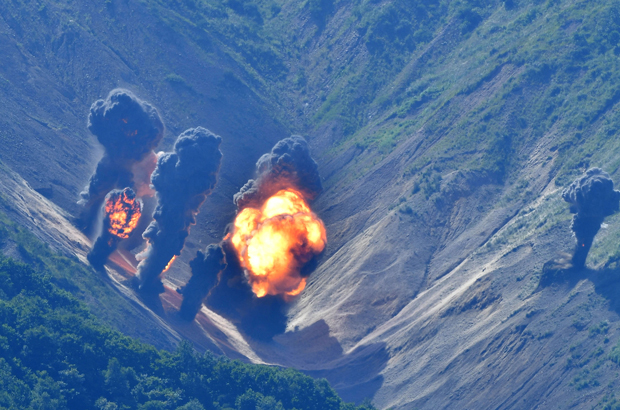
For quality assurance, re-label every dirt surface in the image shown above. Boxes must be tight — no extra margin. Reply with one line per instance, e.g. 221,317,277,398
4,1,620,409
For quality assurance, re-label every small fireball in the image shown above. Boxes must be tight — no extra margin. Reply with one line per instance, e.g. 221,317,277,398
230,189,326,298
163,255,177,272
88,187,142,270
105,188,142,239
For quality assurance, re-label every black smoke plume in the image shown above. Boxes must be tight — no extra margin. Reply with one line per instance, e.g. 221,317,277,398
178,244,227,321
87,188,142,270
79,89,164,213
205,136,322,339
136,127,223,294
206,240,288,340
562,168,620,268
233,135,322,209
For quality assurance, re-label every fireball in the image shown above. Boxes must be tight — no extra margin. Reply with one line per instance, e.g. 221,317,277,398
230,189,326,298
163,255,177,272
105,188,142,239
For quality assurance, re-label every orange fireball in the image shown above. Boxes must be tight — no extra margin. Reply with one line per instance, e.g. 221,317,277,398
163,255,177,272
230,189,326,298
105,188,142,239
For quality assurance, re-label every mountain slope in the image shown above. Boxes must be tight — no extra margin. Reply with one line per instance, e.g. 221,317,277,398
0,253,373,409
4,0,620,409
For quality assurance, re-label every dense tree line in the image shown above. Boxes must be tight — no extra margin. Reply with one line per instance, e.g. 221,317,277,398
0,257,374,410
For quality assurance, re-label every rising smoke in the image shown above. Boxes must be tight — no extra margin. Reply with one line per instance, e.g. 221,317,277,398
230,135,325,298
136,127,223,294
88,188,142,270
79,89,164,214
230,189,326,297
233,135,323,209
206,239,289,340
178,244,227,321
205,136,324,338
562,168,620,268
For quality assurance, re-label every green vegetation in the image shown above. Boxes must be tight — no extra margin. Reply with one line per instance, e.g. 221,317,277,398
418,168,442,200
0,255,373,410
165,73,191,89
8,0,620,193
0,199,373,409
0,199,176,348
6,0,620,407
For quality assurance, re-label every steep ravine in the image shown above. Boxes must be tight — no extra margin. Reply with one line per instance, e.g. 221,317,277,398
7,106,620,408
4,0,620,409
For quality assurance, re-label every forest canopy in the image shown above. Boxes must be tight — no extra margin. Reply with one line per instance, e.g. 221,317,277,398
0,256,373,410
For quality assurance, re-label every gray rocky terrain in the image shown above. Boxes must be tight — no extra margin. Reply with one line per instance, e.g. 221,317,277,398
3,0,620,409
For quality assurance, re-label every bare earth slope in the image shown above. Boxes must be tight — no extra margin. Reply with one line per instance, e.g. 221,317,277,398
4,0,620,409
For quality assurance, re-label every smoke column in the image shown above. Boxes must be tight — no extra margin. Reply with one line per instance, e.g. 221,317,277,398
179,244,227,321
136,127,223,293
79,89,164,210
88,188,142,270
207,239,290,340
562,168,620,268
234,135,323,210
225,135,326,299
230,189,326,297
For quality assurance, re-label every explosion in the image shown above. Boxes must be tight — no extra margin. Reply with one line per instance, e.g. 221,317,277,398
234,136,323,210
563,168,620,268
163,256,177,273
88,188,142,270
230,189,326,298
136,127,223,294
78,89,163,234
202,136,322,337
79,90,163,206
179,244,227,321
105,188,142,239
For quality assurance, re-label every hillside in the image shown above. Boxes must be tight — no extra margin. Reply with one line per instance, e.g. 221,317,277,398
4,0,620,409
0,248,372,409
